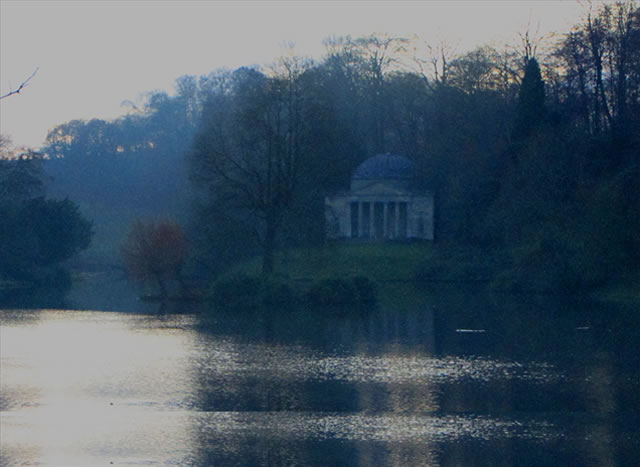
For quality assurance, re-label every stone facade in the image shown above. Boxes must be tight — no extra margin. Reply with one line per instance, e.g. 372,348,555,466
325,154,434,240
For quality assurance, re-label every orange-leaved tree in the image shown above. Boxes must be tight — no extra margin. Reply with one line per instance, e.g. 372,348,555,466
121,219,187,298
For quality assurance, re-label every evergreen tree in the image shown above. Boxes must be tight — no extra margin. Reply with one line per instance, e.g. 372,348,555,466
512,58,546,143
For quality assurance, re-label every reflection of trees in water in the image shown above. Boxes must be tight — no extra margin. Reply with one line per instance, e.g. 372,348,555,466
432,287,639,466
196,300,437,354
189,301,440,464
187,289,639,465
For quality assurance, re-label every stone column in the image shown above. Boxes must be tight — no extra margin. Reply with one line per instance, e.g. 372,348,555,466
383,201,388,238
388,201,395,238
369,202,374,239
395,201,400,238
358,202,364,238
348,200,353,238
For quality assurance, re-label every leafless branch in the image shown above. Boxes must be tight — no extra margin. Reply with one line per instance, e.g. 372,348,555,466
0,68,39,100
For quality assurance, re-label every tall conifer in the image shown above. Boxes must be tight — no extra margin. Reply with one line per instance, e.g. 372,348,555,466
512,58,546,142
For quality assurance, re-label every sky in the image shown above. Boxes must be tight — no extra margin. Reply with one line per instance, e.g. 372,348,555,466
1,1,596,150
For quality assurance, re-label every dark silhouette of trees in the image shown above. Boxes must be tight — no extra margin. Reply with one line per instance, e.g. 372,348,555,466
0,137,45,202
0,198,92,286
554,1,640,138
512,58,547,143
28,4,637,294
323,35,408,154
190,62,341,274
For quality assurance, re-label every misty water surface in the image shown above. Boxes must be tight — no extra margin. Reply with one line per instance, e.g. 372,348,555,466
1,284,639,466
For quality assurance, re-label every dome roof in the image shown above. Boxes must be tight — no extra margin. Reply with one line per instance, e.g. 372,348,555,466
352,153,415,180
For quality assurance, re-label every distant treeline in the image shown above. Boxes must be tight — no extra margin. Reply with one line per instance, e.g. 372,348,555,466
36,1,638,292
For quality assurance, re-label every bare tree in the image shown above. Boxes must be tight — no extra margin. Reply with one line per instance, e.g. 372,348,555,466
191,64,314,274
411,38,455,88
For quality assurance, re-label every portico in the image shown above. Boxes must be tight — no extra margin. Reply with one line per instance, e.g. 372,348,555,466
325,154,434,241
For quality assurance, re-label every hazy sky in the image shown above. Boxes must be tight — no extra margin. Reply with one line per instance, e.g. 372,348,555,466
1,1,594,149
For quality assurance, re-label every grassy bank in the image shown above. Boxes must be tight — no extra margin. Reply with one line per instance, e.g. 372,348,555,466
227,242,435,282
220,242,637,307
227,242,508,283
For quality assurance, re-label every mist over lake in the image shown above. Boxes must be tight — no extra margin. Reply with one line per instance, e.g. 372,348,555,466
2,2,639,465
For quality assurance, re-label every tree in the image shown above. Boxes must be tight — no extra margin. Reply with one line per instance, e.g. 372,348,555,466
449,46,501,94
410,39,455,88
121,220,188,298
322,34,408,154
0,196,93,283
512,58,547,143
191,64,322,274
2,135,93,284
20,197,93,266
0,136,45,203
353,34,408,152
554,1,640,137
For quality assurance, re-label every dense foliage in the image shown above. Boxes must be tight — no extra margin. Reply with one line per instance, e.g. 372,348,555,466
0,139,93,286
209,274,375,311
37,2,639,294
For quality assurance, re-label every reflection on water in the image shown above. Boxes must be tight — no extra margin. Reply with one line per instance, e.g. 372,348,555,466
1,288,639,466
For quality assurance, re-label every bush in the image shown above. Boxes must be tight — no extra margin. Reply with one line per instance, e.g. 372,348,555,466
121,219,188,297
209,275,377,312
305,277,377,307
490,231,580,294
0,197,93,283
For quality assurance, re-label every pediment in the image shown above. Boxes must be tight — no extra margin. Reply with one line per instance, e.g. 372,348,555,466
351,180,409,196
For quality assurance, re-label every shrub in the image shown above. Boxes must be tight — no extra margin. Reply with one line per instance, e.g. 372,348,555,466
121,219,188,297
305,277,377,307
209,275,377,312
490,231,581,294
0,197,93,285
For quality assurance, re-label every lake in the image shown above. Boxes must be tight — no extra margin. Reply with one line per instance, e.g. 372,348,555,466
1,283,639,466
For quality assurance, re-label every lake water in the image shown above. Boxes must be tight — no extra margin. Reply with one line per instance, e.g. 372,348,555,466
1,284,639,466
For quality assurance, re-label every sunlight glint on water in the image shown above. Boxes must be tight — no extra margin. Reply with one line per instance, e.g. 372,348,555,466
2,305,636,466
1,311,197,464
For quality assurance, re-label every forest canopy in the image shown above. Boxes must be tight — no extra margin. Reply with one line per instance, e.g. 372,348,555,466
37,1,639,293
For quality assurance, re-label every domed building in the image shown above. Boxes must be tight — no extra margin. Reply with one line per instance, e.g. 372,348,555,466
325,153,434,240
